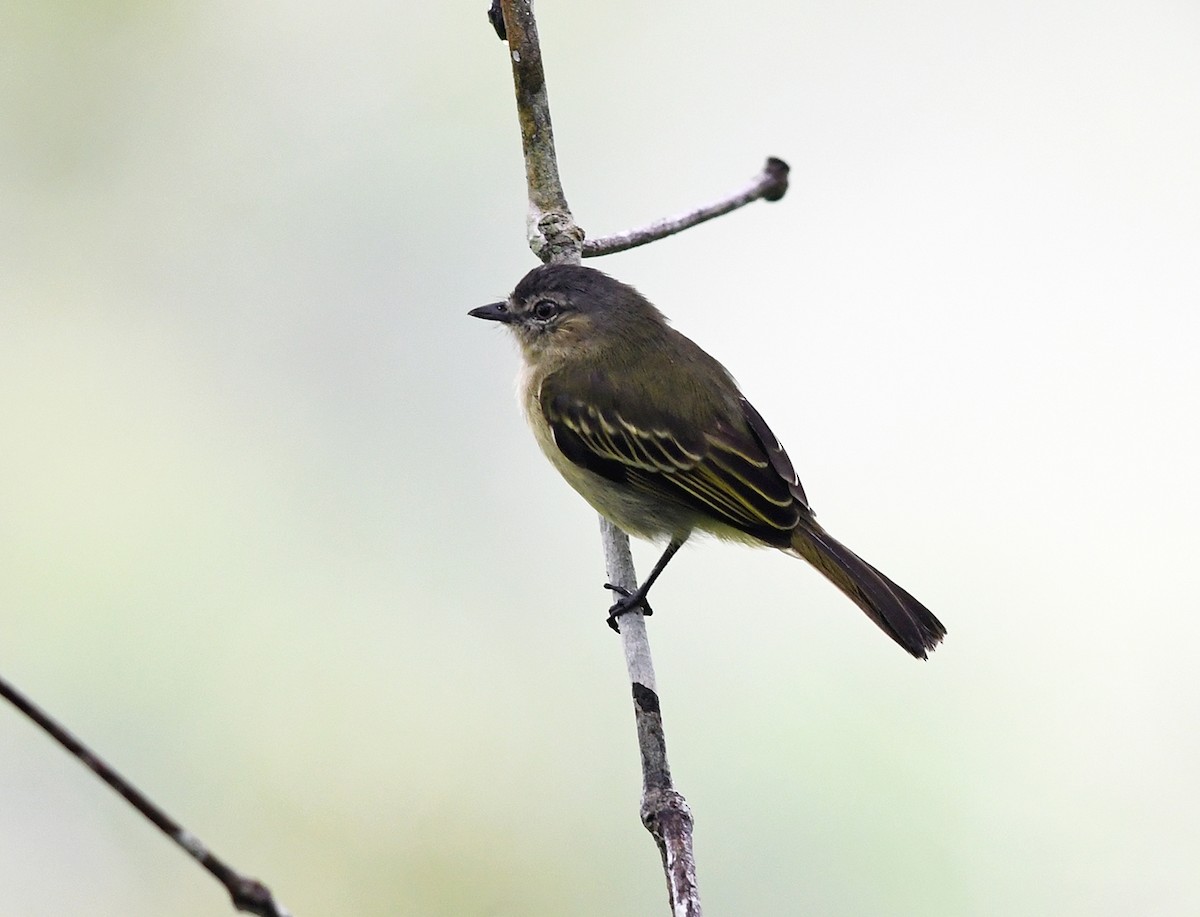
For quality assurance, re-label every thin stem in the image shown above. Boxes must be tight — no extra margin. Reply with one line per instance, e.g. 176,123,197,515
498,0,584,263
602,524,701,917
584,158,789,257
598,520,653,688
0,673,291,917
493,2,701,913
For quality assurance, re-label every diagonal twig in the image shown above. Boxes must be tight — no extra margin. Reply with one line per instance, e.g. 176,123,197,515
583,158,790,257
0,673,291,917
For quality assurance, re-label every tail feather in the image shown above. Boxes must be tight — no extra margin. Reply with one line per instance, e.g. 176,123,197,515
789,521,946,659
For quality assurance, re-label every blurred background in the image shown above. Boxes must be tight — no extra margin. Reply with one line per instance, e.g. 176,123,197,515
2,1,1198,914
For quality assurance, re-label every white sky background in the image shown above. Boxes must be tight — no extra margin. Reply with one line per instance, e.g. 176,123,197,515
2,2,1198,914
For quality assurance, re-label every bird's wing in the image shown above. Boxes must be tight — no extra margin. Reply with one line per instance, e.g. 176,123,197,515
739,395,810,509
540,372,805,544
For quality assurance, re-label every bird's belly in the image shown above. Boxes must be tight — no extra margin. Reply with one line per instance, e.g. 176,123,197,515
549,453,770,547
555,457,696,541
531,425,687,541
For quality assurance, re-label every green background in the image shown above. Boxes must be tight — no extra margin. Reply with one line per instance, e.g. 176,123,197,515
3,1,1198,914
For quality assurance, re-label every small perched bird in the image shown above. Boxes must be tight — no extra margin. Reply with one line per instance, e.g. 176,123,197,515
470,263,946,659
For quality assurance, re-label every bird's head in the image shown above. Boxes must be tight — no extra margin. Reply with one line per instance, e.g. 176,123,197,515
469,263,667,365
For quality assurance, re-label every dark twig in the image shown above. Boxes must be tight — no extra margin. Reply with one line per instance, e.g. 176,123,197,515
0,673,291,917
584,157,790,257
486,0,505,40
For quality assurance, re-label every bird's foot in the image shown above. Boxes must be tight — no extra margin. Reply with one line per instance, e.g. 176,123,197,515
604,583,652,632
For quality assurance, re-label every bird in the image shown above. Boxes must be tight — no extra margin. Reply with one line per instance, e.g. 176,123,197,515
469,262,946,659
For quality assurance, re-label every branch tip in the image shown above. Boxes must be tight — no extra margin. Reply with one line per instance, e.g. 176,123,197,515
582,156,793,258
533,209,585,263
487,0,506,41
229,877,291,917
762,156,790,202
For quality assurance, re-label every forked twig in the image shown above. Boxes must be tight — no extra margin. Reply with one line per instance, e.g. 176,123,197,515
492,2,788,914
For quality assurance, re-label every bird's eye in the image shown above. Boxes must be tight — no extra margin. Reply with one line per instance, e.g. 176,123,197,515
532,299,560,321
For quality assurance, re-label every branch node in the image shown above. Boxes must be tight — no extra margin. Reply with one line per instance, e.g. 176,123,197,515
530,209,586,263
641,787,694,837
642,788,702,917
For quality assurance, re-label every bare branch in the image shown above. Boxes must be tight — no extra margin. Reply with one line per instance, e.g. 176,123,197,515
494,2,705,911
601,520,702,916
644,786,701,917
584,157,790,257
493,4,786,913
0,673,291,917
496,0,583,263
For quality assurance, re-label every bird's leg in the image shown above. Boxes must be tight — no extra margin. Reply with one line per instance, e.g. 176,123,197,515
604,537,685,631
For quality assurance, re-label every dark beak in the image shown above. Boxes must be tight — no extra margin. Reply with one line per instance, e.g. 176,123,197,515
468,301,515,323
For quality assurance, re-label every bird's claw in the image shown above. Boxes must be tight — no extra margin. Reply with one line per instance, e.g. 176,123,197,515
604,583,652,632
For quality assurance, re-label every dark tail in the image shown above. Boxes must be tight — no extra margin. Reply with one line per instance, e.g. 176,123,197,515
789,520,946,659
